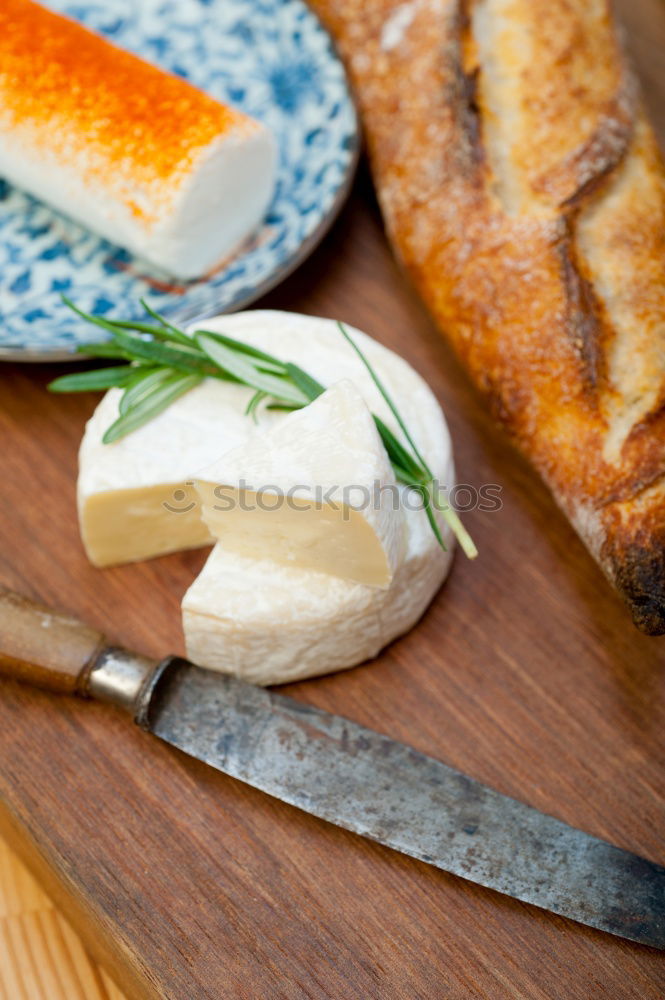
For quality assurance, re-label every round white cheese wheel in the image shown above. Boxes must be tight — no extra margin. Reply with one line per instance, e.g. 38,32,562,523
79,310,456,683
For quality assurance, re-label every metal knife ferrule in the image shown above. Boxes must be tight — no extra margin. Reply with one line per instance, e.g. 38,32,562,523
86,649,180,729
86,647,157,715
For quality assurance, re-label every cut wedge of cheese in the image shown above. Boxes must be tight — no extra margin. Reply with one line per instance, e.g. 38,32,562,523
0,0,277,279
183,449,455,685
195,380,404,587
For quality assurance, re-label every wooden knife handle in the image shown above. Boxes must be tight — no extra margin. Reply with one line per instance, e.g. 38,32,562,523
0,586,106,695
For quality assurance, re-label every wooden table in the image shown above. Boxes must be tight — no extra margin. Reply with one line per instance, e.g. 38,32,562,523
1,2,665,996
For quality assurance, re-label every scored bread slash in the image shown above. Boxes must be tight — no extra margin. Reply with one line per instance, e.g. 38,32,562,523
0,0,277,279
194,379,406,588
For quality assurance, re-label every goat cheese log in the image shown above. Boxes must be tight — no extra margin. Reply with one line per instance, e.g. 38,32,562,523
308,0,665,634
0,0,277,279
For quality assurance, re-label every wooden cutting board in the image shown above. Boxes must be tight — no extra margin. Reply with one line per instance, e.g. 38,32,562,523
1,2,665,997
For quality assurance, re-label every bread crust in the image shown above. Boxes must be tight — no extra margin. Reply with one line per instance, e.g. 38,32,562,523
309,0,665,633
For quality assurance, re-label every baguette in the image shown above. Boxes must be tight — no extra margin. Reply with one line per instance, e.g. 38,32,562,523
0,0,276,279
309,0,665,634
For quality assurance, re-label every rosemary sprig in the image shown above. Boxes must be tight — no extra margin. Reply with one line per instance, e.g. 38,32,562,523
47,365,144,393
336,322,477,559
48,301,477,557
104,373,204,444
195,332,309,406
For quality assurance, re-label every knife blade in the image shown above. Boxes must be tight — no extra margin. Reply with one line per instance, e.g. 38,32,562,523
0,586,663,949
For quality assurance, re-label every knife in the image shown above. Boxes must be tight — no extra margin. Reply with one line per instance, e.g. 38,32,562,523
0,586,663,949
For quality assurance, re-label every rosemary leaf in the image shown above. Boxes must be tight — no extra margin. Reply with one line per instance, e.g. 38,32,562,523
75,342,136,360
109,328,222,377
196,333,308,406
388,462,420,485
103,373,203,444
374,416,428,484
422,492,447,550
284,363,325,402
194,329,288,374
338,321,432,479
138,298,193,346
48,366,139,393
118,367,174,416
65,296,202,354
245,389,268,423
93,317,197,343
436,502,479,559
63,297,142,339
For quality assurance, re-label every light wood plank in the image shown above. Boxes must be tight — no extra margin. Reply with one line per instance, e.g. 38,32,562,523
0,840,125,1000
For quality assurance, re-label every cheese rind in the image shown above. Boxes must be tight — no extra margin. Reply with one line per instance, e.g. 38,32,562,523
195,379,404,587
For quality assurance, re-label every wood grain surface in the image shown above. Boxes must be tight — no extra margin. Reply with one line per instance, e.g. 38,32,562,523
0,1,664,997
0,841,125,1000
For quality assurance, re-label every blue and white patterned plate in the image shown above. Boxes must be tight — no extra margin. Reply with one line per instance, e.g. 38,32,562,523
0,0,358,361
